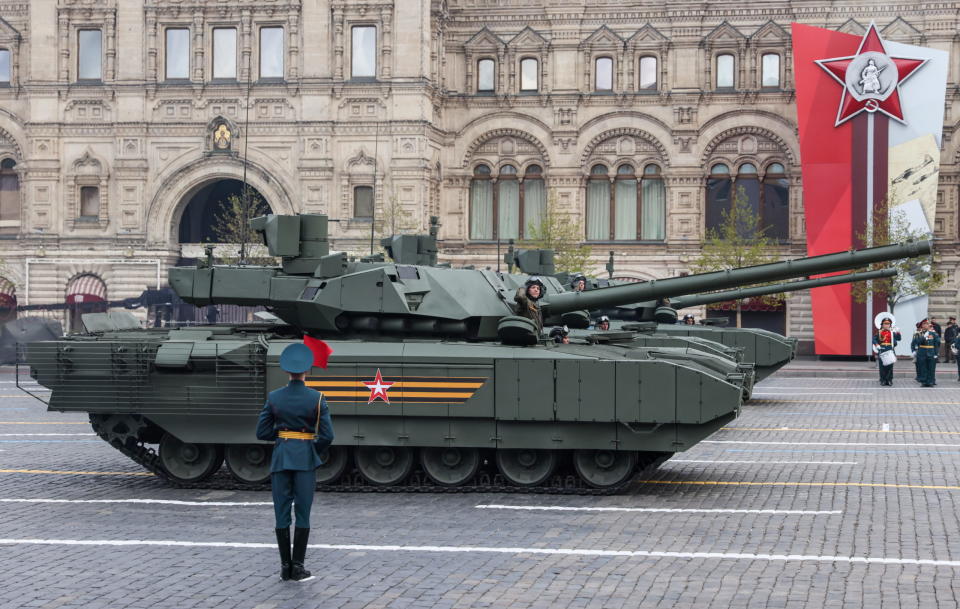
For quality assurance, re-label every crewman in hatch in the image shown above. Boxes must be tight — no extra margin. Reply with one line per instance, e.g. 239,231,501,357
514,276,546,336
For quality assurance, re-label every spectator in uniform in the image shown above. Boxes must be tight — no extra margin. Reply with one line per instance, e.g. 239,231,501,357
912,319,940,387
912,322,923,382
943,316,957,363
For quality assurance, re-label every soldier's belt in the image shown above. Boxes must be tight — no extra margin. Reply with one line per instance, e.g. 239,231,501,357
278,431,316,440
919,345,935,348
880,343,892,346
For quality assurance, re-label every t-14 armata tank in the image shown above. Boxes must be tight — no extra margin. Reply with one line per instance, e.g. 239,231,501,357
24,214,930,493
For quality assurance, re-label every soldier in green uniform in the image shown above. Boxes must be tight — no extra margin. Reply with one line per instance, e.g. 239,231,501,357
514,276,546,335
911,319,941,387
256,343,334,582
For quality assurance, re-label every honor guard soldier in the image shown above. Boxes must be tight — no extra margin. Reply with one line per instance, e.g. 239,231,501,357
911,319,941,387
256,343,334,582
872,316,901,387
514,276,546,336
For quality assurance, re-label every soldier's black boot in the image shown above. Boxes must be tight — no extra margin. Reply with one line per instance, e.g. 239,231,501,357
290,527,314,582
275,528,292,581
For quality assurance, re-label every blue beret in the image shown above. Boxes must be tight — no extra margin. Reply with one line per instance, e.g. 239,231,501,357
279,343,313,374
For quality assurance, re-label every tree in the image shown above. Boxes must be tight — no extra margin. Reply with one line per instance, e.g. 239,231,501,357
851,197,943,316
690,183,781,328
374,192,419,241
209,189,273,263
521,189,592,273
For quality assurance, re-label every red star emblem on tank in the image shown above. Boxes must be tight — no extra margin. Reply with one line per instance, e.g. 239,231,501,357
814,22,927,126
363,368,394,404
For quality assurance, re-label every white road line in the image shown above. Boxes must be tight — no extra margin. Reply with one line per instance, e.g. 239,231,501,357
704,440,960,447
475,505,841,515
751,392,869,396
670,460,858,465
0,433,95,437
0,538,957,568
0,498,272,507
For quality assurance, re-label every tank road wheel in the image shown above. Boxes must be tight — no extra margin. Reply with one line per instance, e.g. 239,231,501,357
573,449,638,489
316,446,351,485
224,444,272,485
355,446,415,486
158,433,224,483
496,449,556,487
420,447,480,487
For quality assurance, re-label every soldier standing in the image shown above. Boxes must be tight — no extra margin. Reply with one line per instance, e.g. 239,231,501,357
514,276,546,335
872,317,900,387
256,343,334,582
944,316,958,363
912,319,941,387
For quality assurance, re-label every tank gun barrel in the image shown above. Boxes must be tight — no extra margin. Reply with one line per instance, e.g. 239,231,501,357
543,240,931,317
670,268,897,309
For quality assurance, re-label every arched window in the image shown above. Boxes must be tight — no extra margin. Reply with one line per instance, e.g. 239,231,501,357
761,53,780,88
0,158,18,233
705,161,789,240
716,53,734,88
477,58,495,92
706,163,733,232
587,163,666,241
595,56,613,91
520,58,538,91
523,165,546,236
639,56,657,91
762,163,789,239
470,163,545,240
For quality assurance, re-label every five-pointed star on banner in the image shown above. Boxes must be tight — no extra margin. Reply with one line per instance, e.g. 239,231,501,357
363,368,394,404
815,23,926,125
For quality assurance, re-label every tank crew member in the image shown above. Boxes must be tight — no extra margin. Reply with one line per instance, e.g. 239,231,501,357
256,343,334,582
682,314,696,326
595,315,611,331
570,274,587,293
912,319,940,387
872,317,901,387
549,325,570,344
514,276,546,335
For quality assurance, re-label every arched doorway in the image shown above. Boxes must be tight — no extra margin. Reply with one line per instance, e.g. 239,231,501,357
66,273,107,333
177,179,271,244
0,277,15,323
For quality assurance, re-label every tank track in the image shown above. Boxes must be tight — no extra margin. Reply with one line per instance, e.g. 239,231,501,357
90,414,665,495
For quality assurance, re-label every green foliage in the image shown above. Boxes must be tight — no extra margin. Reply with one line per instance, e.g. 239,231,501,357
375,193,419,241
851,198,944,314
690,184,781,327
209,189,274,264
521,189,592,274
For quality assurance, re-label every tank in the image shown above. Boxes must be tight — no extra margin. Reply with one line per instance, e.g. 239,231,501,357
23,214,930,493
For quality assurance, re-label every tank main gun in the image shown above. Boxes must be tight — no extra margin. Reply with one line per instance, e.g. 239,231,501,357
541,240,931,318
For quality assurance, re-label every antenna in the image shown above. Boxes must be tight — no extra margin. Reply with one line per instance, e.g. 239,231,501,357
370,120,379,255
239,36,254,265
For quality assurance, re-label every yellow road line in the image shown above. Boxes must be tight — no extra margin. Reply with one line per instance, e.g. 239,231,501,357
751,400,960,405
722,427,960,436
0,469,152,477
640,480,960,491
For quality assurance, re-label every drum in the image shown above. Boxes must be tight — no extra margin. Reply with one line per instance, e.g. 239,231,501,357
879,350,897,366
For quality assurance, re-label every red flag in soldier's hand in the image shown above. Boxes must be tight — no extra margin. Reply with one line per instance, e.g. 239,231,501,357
302,335,333,369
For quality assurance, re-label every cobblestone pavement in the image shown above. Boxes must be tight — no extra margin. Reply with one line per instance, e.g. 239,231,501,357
2,369,960,608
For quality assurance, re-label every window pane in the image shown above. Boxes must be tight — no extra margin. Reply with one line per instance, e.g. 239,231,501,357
0,50,10,83
474,164,491,175
716,54,734,88
586,180,610,240
615,179,637,240
0,165,18,222
639,56,657,90
498,180,520,240
617,164,634,175
643,163,660,175
739,163,757,174
469,179,493,239
591,164,608,175
353,186,373,218
500,164,517,175
595,57,612,90
520,58,537,91
260,27,284,79
705,176,731,232
710,163,729,175
641,178,666,240
524,178,546,236
763,177,790,240
352,26,376,78
736,178,762,238
767,162,785,174
213,28,237,79
165,29,189,80
78,30,102,80
80,186,100,218
525,165,542,175
477,59,494,91
762,53,780,87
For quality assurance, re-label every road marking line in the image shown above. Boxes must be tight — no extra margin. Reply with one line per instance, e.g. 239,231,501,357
705,440,960,447
751,392,869,396
0,538,957,568
670,460,858,465
751,400,960,405
0,433,95,436
0,498,271,507
474,505,841,515
640,480,960,491
721,427,960,436
753,412,944,417
0,469,152,477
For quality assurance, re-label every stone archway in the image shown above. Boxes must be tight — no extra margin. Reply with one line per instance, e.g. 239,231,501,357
177,179,272,244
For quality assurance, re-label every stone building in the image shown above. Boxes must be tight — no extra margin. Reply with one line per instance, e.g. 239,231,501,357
0,0,957,351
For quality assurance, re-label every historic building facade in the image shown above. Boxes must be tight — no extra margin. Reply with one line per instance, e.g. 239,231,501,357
0,0,957,349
